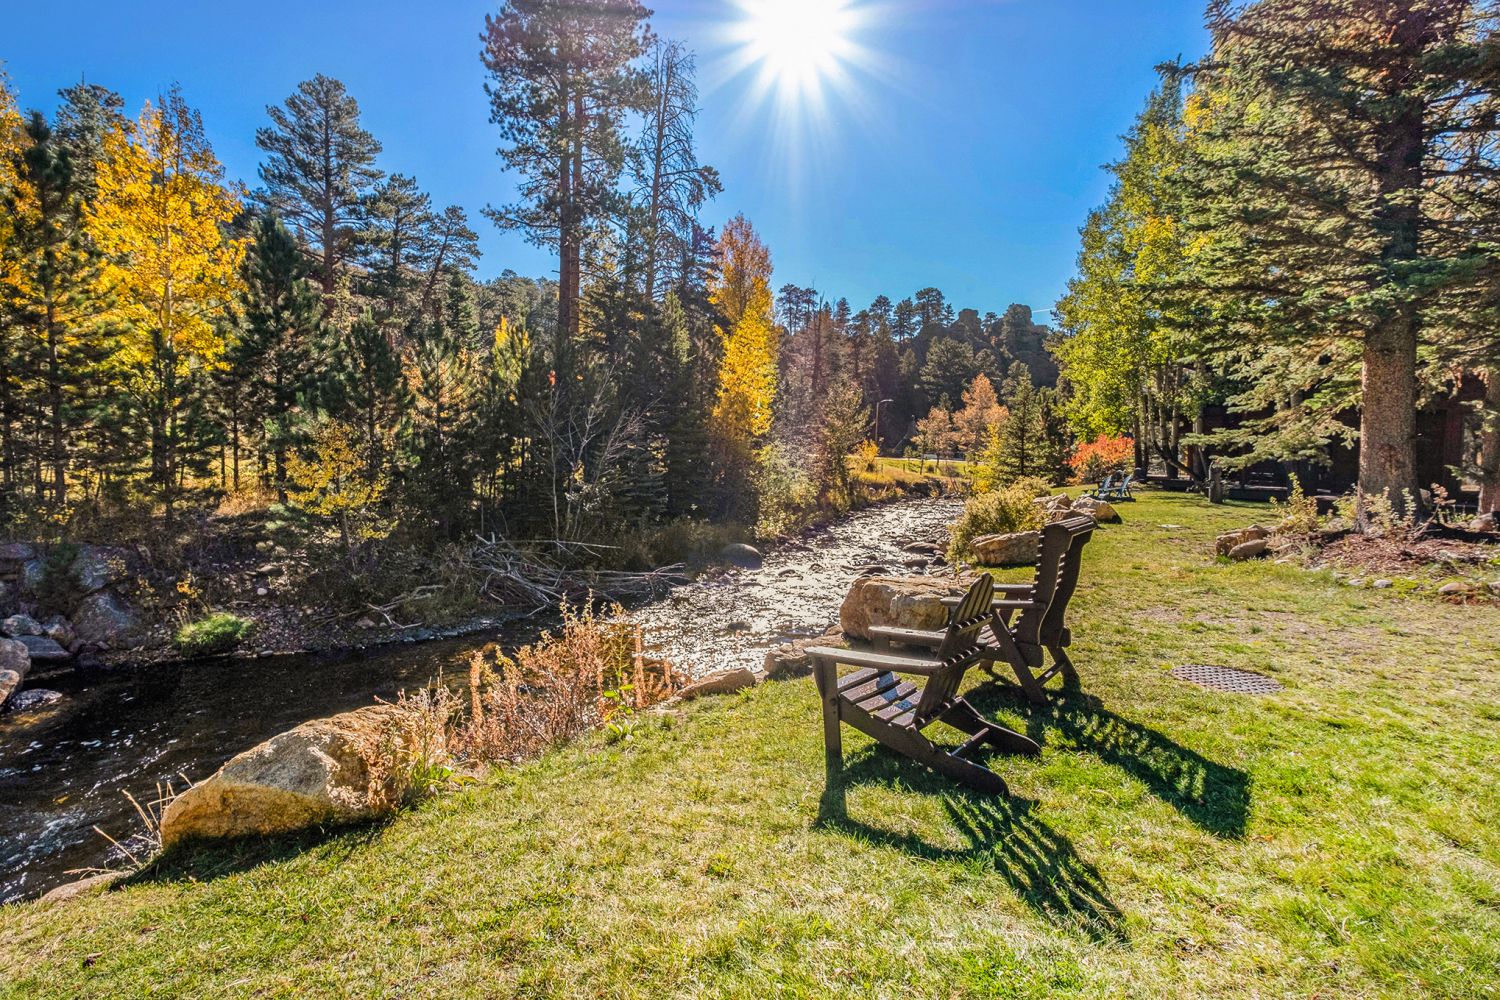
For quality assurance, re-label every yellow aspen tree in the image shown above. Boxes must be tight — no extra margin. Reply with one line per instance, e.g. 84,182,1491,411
0,72,31,501
710,214,778,445
88,88,246,516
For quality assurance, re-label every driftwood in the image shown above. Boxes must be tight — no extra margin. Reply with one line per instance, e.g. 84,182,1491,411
465,536,688,613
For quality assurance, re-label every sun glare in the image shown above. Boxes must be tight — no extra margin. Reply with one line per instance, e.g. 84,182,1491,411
730,0,865,109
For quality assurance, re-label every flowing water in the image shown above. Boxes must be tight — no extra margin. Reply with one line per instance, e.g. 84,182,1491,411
0,497,961,903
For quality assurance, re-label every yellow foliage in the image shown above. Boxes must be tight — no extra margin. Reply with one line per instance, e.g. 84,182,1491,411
88,93,246,397
710,215,778,445
286,420,390,546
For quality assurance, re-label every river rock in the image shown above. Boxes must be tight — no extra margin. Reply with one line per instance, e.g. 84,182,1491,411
1216,525,1271,557
763,629,843,680
970,531,1040,567
42,617,74,646
16,635,70,663
38,871,123,904
1072,496,1120,523
0,542,37,564
0,638,29,706
6,688,63,712
159,704,427,848
839,575,967,641
2,614,42,637
70,545,132,594
19,559,46,596
719,543,763,570
71,589,141,648
902,541,942,555
677,666,759,701
1438,581,1476,597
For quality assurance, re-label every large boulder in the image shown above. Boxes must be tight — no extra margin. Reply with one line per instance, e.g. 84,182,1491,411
0,637,29,706
1215,525,1271,557
970,531,1041,567
1228,538,1270,562
840,575,968,641
159,704,426,848
71,590,140,648
19,559,46,597
70,546,132,594
1072,496,1121,523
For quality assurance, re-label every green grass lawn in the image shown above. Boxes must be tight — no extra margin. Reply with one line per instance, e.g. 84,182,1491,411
4,491,1499,998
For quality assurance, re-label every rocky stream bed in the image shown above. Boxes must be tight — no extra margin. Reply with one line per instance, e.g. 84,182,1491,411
0,497,962,904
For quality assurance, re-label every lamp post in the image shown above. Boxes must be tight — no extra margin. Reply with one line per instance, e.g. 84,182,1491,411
873,398,893,453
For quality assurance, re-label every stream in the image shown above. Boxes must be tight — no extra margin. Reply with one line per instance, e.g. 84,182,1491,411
0,496,961,904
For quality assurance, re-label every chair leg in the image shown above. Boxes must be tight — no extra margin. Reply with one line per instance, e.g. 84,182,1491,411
938,698,1042,757
1050,647,1079,686
812,656,843,781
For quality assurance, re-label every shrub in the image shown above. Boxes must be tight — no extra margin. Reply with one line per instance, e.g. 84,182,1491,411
173,612,255,657
947,483,1048,562
1270,473,1321,535
449,603,676,765
855,439,881,473
1070,434,1134,485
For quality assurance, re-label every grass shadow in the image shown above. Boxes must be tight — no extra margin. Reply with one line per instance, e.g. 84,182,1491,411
817,749,1127,945
117,818,394,890
970,682,1251,838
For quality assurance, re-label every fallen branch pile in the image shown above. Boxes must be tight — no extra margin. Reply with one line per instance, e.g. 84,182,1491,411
466,536,689,613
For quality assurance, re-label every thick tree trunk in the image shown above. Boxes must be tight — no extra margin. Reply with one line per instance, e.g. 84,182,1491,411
1358,314,1420,514
1478,368,1500,514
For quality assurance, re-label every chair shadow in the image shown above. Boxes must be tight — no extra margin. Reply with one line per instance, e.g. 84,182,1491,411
968,680,1251,839
817,750,1127,945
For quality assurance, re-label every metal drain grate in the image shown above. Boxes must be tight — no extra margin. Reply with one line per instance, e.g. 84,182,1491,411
1170,663,1283,695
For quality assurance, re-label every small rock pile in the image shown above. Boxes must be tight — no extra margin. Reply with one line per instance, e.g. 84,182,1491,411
1216,525,1273,561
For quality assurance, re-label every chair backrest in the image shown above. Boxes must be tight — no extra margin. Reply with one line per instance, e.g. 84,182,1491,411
1010,515,1095,649
914,574,994,722
1099,472,1116,491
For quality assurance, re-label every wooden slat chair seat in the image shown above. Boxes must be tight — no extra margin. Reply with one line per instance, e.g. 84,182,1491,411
808,574,1041,796
940,513,1097,705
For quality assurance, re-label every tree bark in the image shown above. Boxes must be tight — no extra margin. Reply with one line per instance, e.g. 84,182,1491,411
1478,368,1500,514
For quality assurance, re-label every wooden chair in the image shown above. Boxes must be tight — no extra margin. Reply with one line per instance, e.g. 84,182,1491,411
1089,472,1117,499
1100,472,1136,501
956,514,1096,705
808,575,1041,796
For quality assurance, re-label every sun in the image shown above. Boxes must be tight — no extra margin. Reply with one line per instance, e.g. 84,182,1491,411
731,0,863,105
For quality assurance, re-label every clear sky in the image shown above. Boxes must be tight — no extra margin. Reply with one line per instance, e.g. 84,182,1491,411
2,0,1209,320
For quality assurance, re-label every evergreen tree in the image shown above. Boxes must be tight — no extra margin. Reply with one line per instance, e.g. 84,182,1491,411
482,0,653,341
256,75,384,300
231,213,325,500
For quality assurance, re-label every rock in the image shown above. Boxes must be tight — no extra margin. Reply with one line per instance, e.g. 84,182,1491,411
71,590,141,648
1438,581,1476,597
42,617,74,646
1465,513,1497,533
853,564,891,577
19,559,46,596
354,617,378,629
5,688,63,712
1072,496,1120,523
1,614,42,637
719,543,763,570
1228,538,1270,561
677,666,759,701
255,587,270,598
763,630,843,680
38,871,123,905
1034,494,1072,512
69,545,131,594
159,704,427,848
969,531,1040,567
840,575,967,641
16,635,70,663
1216,525,1271,557
0,637,29,706
1345,578,1365,587
1373,579,1393,589
902,541,941,555
0,542,37,564
1489,581,1500,596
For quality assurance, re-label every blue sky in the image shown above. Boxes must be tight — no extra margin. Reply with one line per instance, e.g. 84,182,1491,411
3,0,1208,320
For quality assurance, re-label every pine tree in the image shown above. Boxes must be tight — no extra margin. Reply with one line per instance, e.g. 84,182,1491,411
0,112,117,510
482,0,653,341
231,213,325,500
360,173,437,326
256,75,383,300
